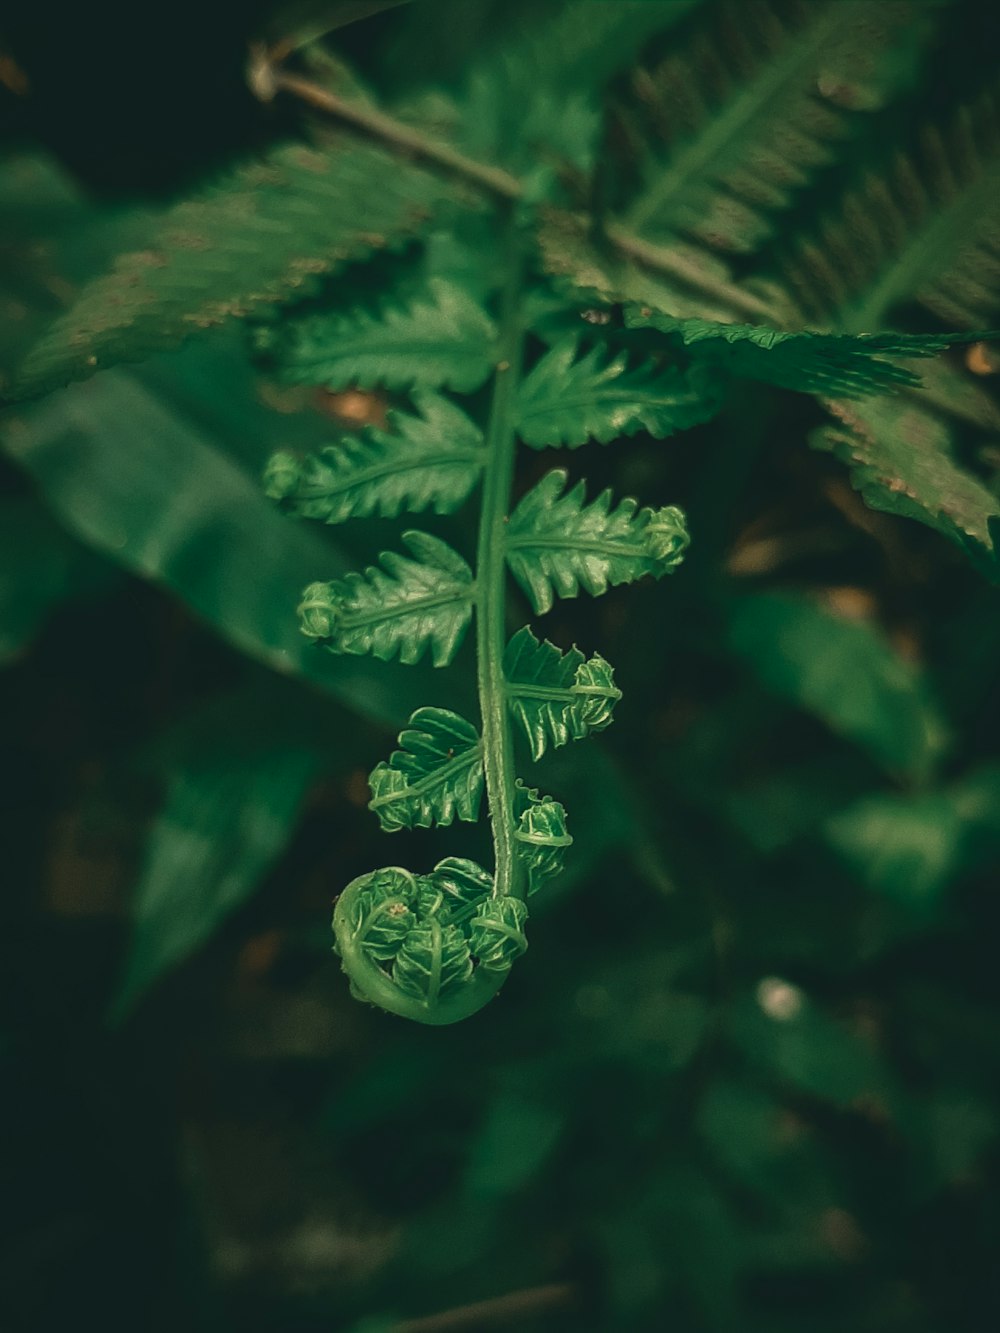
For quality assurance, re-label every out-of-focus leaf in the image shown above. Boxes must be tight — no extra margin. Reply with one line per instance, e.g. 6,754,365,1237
728,592,948,782
814,395,1000,576
0,344,444,726
113,747,318,1017
0,498,113,663
825,762,1000,903
5,138,462,403
464,1093,563,1196
729,991,891,1109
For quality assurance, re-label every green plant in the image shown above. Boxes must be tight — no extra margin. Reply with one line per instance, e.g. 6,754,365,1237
3,0,997,1029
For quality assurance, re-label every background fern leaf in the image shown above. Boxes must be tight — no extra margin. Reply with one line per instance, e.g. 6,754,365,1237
264,392,485,522
5,139,461,403
506,470,690,614
368,706,484,831
504,626,621,760
298,531,474,665
768,86,1000,332
812,397,1000,576
515,338,721,447
623,308,987,397
261,276,498,393
620,0,934,257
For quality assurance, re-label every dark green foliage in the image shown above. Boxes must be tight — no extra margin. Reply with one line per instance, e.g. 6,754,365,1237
4,2,1000,1331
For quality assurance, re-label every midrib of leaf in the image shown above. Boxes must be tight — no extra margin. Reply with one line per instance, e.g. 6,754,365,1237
368,744,484,813
507,535,648,558
625,1,845,235
339,586,476,630
518,384,699,420
297,447,484,499
838,165,1000,333
474,221,527,903
508,683,617,703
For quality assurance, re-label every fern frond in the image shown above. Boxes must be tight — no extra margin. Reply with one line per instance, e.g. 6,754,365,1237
264,392,484,522
260,276,498,393
513,782,572,896
298,531,474,665
506,469,689,614
624,307,988,397
812,397,1000,575
621,0,933,256
515,338,721,447
769,86,1000,331
393,920,474,1000
504,626,620,761
6,139,462,403
367,706,484,831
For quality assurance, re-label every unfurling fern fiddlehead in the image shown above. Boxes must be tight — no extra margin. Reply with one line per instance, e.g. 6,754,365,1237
263,214,691,1023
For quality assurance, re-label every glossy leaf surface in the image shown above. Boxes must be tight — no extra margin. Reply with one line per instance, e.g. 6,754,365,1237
504,626,620,760
368,707,484,831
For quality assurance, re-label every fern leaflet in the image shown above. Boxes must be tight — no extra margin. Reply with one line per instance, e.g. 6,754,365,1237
298,531,474,665
504,626,621,760
368,707,484,831
264,392,485,522
506,469,690,614
515,338,721,447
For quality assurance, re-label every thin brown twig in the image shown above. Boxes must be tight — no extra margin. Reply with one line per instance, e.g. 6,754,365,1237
391,1282,577,1332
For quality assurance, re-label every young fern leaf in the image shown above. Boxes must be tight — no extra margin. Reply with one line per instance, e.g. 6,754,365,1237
298,531,474,665
260,276,498,393
264,392,485,522
515,338,721,447
332,858,510,1025
504,626,621,760
622,308,989,398
367,706,484,831
514,782,572,896
506,469,690,614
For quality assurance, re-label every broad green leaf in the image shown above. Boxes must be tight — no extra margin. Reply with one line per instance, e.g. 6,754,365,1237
813,396,1000,576
825,762,1000,904
515,339,721,447
503,625,620,760
624,307,986,398
513,782,572,895
464,1091,562,1196
299,531,474,666
368,706,484,830
264,391,484,522
261,276,497,393
392,920,473,1002
0,498,113,663
5,138,460,403
113,747,317,1018
505,469,690,614
727,592,948,782
0,344,441,726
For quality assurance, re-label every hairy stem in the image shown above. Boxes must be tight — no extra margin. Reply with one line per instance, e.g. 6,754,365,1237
476,220,525,901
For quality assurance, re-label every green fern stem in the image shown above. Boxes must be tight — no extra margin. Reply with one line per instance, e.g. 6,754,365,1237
476,225,526,903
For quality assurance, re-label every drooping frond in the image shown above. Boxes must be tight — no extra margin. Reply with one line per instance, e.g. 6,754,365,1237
298,531,474,665
620,0,934,257
259,276,498,393
367,706,484,830
767,86,1000,331
623,307,990,397
504,626,621,760
6,138,461,403
812,397,1000,576
515,338,721,447
264,392,485,522
506,469,690,614
513,781,572,896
